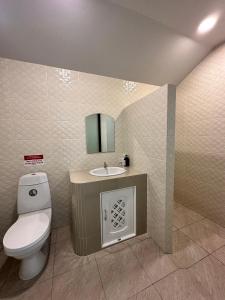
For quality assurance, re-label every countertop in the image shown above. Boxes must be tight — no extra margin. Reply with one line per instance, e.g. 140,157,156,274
70,167,146,184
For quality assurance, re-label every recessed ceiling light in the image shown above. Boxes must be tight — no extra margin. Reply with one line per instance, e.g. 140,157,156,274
197,14,218,34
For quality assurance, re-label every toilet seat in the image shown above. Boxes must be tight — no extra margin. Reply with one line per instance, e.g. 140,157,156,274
3,208,51,256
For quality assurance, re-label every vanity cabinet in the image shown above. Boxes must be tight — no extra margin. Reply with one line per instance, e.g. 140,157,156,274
101,186,136,247
70,168,147,256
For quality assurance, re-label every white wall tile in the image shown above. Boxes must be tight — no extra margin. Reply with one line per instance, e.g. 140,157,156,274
120,85,176,252
0,57,158,248
175,43,225,227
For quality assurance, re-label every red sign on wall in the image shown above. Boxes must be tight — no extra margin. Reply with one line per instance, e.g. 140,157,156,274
24,154,44,166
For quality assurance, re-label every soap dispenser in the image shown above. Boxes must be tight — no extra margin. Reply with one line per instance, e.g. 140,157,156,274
123,154,130,167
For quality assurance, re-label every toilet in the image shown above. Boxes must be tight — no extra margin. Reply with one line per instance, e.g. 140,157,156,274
3,172,52,280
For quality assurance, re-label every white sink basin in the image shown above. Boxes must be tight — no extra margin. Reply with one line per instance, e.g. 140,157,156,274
89,167,126,177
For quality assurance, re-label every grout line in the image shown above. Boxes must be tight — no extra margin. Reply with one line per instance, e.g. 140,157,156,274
174,216,205,231
95,256,108,300
51,235,57,299
107,240,154,299
51,236,110,280
211,252,225,267
156,289,164,300
211,243,225,255
128,282,164,300
177,228,211,254
128,240,152,281
96,239,153,299
178,224,225,255
50,223,225,297
50,276,53,300
152,285,164,300
126,283,154,300
186,253,211,270
52,233,57,280
175,204,225,230
4,218,225,299
127,216,218,290
51,257,92,280
178,225,211,250
152,268,180,286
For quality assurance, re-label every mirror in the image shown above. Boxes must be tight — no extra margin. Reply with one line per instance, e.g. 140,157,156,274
85,113,115,154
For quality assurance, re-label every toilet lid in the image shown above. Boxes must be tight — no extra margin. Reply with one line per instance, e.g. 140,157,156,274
3,209,51,252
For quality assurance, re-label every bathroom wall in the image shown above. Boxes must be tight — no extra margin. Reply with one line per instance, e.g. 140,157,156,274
0,57,158,248
175,43,225,226
119,85,176,252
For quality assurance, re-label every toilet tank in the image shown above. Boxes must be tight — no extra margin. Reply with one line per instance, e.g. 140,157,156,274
17,172,51,214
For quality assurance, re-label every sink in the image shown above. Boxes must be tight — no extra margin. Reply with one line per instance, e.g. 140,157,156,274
89,167,126,177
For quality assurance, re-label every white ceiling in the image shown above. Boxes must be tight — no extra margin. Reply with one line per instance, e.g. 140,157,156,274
0,0,223,85
110,0,225,47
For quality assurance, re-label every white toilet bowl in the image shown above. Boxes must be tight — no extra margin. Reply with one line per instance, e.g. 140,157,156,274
3,208,51,280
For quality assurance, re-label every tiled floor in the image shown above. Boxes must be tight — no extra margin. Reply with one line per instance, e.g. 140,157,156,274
1,203,225,299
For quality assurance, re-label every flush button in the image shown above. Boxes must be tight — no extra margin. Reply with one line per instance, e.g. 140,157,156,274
29,189,38,197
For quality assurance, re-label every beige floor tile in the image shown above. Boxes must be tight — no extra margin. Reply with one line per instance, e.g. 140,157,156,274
54,237,91,276
213,246,225,265
174,201,182,209
0,243,54,296
93,249,109,259
0,257,13,291
131,239,177,283
170,230,208,268
52,262,105,300
97,247,151,300
55,225,71,243
38,243,55,282
128,285,161,300
189,256,225,299
137,233,150,240
0,250,7,269
154,269,206,300
126,236,142,246
181,221,225,253
0,278,52,300
173,206,204,229
0,250,8,289
200,218,225,239
86,242,129,261
50,229,57,244
94,240,130,259
0,239,54,296
104,240,129,253
128,286,161,300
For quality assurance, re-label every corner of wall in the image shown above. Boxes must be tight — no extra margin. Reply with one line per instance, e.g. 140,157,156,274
165,84,176,253
119,84,176,252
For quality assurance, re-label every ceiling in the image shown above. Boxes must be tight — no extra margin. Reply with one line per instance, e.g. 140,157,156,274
110,0,225,47
0,0,224,86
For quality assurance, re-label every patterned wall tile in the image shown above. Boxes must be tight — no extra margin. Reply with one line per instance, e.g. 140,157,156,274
14,119,53,140
4,59,48,102
0,99,14,119
48,101,80,121
121,85,176,252
0,57,158,249
175,43,225,227
13,100,50,121
0,119,15,140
